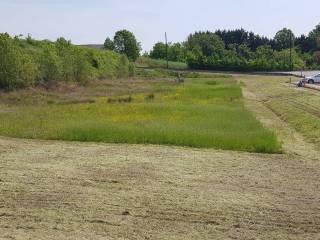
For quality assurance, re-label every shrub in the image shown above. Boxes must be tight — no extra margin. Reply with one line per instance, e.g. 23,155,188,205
0,33,133,90
37,44,63,84
117,54,130,78
0,33,38,89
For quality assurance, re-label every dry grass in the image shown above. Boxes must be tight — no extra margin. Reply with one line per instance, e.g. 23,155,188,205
0,78,172,106
0,137,319,240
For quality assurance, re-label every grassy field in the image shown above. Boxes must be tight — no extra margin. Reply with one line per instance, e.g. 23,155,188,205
238,75,320,148
1,74,319,240
0,74,280,153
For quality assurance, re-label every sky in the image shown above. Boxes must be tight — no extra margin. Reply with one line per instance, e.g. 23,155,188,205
1,0,319,51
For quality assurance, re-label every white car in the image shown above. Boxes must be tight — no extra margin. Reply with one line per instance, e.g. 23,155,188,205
305,73,320,84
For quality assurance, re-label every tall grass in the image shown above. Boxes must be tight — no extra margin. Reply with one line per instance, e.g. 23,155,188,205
0,77,281,153
136,57,188,70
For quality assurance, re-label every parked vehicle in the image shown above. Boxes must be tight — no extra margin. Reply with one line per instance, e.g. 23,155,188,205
305,73,320,84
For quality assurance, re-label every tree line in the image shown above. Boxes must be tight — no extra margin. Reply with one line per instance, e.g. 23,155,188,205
148,24,320,71
0,33,134,90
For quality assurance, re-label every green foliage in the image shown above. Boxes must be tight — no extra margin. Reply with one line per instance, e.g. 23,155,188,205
150,42,167,59
37,43,63,83
116,54,130,78
150,42,186,62
150,24,320,71
215,28,273,51
107,30,141,61
104,37,114,50
0,33,133,90
309,23,320,50
0,33,38,90
185,31,225,57
274,28,295,50
136,57,188,70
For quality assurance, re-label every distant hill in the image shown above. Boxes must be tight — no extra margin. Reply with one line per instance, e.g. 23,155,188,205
78,44,104,49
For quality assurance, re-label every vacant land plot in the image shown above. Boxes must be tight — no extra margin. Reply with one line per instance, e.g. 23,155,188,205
0,75,280,153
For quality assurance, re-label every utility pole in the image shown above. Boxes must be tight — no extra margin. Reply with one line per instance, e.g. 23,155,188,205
290,31,293,71
165,32,169,69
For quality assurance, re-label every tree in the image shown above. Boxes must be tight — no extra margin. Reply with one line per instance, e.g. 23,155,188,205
150,42,186,62
295,35,314,53
38,44,62,84
113,30,141,61
169,43,186,62
238,44,252,59
104,37,114,51
0,33,38,89
309,23,320,50
150,42,166,59
185,31,225,57
274,28,295,50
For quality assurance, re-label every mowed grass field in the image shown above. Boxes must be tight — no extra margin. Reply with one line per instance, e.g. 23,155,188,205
238,74,320,148
1,74,320,239
0,74,281,153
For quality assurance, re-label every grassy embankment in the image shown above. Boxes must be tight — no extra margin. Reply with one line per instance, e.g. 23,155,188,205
239,75,320,148
0,72,281,153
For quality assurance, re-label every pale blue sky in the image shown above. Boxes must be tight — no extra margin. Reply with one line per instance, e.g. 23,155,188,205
1,0,319,51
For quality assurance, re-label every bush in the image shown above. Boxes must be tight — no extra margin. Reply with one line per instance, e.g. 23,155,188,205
37,44,63,84
116,54,130,78
0,33,133,90
0,33,38,90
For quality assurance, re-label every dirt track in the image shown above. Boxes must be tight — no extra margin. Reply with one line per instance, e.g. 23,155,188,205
1,74,320,239
305,83,320,91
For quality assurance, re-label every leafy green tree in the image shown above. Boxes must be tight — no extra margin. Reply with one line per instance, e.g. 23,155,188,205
150,42,166,59
238,44,252,59
169,43,186,62
150,42,186,62
313,51,320,65
0,33,38,89
215,29,274,51
309,23,320,50
37,44,62,84
295,34,314,53
113,30,141,61
55,37,75,81
185,31,225,57
274,28,295,50
104,37,115,50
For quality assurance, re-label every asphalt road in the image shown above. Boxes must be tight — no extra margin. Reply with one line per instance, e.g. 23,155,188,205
275,71,320,78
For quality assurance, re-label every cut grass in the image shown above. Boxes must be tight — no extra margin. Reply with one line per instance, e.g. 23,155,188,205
238,74,320,148
0,77,281,153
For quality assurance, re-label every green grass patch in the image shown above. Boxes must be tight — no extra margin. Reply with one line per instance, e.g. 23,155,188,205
135,68,231,80
0,77,281,153
136,57,188,70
